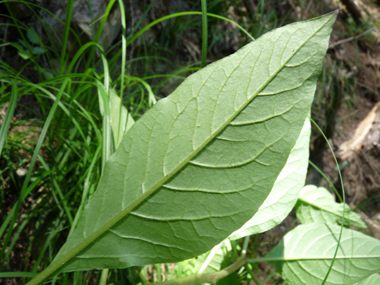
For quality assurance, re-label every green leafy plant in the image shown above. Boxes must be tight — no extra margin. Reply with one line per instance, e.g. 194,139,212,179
263,223,380,285
2,3,380,284
14,27,45,60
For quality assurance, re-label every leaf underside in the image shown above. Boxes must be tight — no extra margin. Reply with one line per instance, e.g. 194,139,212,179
355,274,380,285
56,12,336,271
296,185,366,228
267,223,380,285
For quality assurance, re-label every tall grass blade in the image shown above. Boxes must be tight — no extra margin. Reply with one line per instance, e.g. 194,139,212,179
0,82,17,156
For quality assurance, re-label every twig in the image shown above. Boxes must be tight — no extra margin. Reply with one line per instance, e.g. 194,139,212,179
329,27,375,48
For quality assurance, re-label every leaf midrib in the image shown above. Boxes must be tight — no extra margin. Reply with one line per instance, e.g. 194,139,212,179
249,255,380,263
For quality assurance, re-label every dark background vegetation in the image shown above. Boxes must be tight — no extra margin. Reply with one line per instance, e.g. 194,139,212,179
1,0,380,284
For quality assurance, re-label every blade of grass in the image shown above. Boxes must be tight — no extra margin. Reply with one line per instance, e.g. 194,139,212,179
126,12,255,46
0,82,17,156
310,118,346,285
37,156,73,225
87,0,117,66
116,0,127,146
3,207,37,269
32,212,65,273
59,0,73,75
0,272,38,278
201,0,208,68
68,145,102,237
109,11,255,68
308,159,342,202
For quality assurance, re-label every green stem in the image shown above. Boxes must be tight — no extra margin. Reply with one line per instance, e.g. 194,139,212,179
99,268,109,285
241,235,250,258
201,0,208,68
117,0,126,145
310,118,345,285
127,12,254,48
139,267,150,285
60,0,73,75
245,266,262,285
0,82,17,156
156,257,245,285
107,11,254,67
308,160,341,202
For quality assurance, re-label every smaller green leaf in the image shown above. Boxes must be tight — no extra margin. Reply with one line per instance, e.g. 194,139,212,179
109,88,134,148
266,223,380,285
18,50,31,60
27,27,40,44
17,39,28,48
296,185,366,228
32,47,45,55
354,274,380,285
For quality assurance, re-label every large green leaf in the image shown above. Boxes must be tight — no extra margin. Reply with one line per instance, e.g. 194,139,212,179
53,12,336,272
266,223,380,285
296,185,366,228
230,116,310,239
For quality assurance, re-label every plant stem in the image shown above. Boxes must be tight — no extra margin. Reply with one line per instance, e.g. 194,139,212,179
60,0,73,75
117,0,126,145
201,0,208,68
241,236,250,258
245,265,262,285
0,81,17,156
121,12,254,60
310,119,346,284
308,160,341,202
99,268,109,285
139,268,150,285
155,257,245,285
